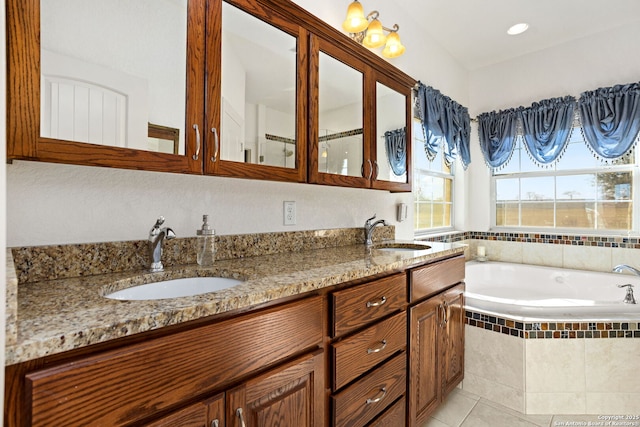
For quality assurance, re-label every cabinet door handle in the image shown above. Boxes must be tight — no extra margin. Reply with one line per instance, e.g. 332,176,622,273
192,124,201,160
367,339,387,354
373,160,379,180
438,303,445,328
366,296,387,308
211,420,219,427
367,159,373,180
236,407,247,427
365,387,387,405
211,127,219,162
443,300,449,325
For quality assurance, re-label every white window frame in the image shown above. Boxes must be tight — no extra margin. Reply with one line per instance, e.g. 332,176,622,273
413,118,455,236
491,135,639,235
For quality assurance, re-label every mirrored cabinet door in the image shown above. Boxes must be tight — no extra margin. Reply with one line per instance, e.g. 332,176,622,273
309,36,371,188
205,0,307,182
372,76,411,192
7,0,205,173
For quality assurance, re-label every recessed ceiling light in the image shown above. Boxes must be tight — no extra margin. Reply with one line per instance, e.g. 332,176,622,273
507,23,529,35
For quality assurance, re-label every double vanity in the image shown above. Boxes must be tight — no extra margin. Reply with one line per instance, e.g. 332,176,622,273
5,228,466,426
5,0,460,424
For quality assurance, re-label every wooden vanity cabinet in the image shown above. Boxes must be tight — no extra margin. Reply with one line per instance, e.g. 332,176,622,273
7,296,324,427
329,273,408,426
408,255,465,426
226,350,324,427
143,394,224,427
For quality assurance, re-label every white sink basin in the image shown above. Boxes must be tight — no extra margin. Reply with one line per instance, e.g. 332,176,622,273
105,277,244,301
373,243,432,252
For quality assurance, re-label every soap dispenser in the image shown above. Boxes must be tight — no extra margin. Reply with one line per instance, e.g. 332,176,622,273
197,214,216,266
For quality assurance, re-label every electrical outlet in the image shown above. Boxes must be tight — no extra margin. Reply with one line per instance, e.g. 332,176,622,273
284,201,296,225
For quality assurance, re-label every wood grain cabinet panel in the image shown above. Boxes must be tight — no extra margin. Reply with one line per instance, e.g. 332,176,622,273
142,394,226,427
408,295,442,423
410,255,464,302
332,312,406,390
26,297,322,427
408,281,465,426
442,285,465,396
332,354,406,427
368,397,406,427
331,272,406,337
329,273,408,426
227,351,324,427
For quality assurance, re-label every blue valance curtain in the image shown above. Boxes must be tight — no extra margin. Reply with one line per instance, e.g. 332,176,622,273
384,127,407,176
519,96,575,166
414,82,471,169
477,109,519,169
579,82,640,160
478,81,640,170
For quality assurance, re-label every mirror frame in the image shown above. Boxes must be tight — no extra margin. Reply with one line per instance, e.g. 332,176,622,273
6,0,205,174
204,0,308,183
371,72,412,192
7,0,416,190
308,35,372,189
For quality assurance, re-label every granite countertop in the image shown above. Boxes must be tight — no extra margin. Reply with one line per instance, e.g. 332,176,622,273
6,241,464,366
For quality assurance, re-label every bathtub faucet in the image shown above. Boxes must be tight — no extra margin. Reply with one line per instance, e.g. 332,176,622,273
364,214,388,246
613,264,640,276
148,216,176,272
617,284,637,304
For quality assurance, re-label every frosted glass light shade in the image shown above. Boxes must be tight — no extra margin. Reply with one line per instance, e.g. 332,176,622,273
342,1,369,33
382,32,405,58
362,19,386,48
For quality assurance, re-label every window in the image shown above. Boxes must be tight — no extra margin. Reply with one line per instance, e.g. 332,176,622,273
493,127,637,232
413,119,454,233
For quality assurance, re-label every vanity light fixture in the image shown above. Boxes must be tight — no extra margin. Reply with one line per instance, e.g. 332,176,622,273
342,0,405,58
507,22,529,35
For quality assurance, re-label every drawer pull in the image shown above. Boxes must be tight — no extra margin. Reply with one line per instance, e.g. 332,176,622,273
367,339,387,354
366,296,387,308
236,408,247,427
211,420,219,427
365,387,387,405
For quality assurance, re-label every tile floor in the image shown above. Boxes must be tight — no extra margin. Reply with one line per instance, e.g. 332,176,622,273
422,388,605,427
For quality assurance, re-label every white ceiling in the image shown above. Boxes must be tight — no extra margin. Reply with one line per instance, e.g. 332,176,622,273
395,0,640,70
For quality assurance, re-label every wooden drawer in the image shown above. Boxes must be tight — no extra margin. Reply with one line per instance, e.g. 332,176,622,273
26,297,323,427
332,353,406,427
410,255,464,302
332,312,406,390
332,273,406,337
368,396,406,427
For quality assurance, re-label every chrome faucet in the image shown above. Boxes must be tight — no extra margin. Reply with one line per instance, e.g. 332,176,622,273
364,214,388,246
613,265,639,304
613,264,640,276
617,284,637,304
148,216,176,272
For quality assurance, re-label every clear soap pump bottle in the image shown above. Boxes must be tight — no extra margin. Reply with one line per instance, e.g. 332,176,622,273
197,214,216,266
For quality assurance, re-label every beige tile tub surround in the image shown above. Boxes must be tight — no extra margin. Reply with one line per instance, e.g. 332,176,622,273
466,238,640,273
465,327,640,414
463,326,525,413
